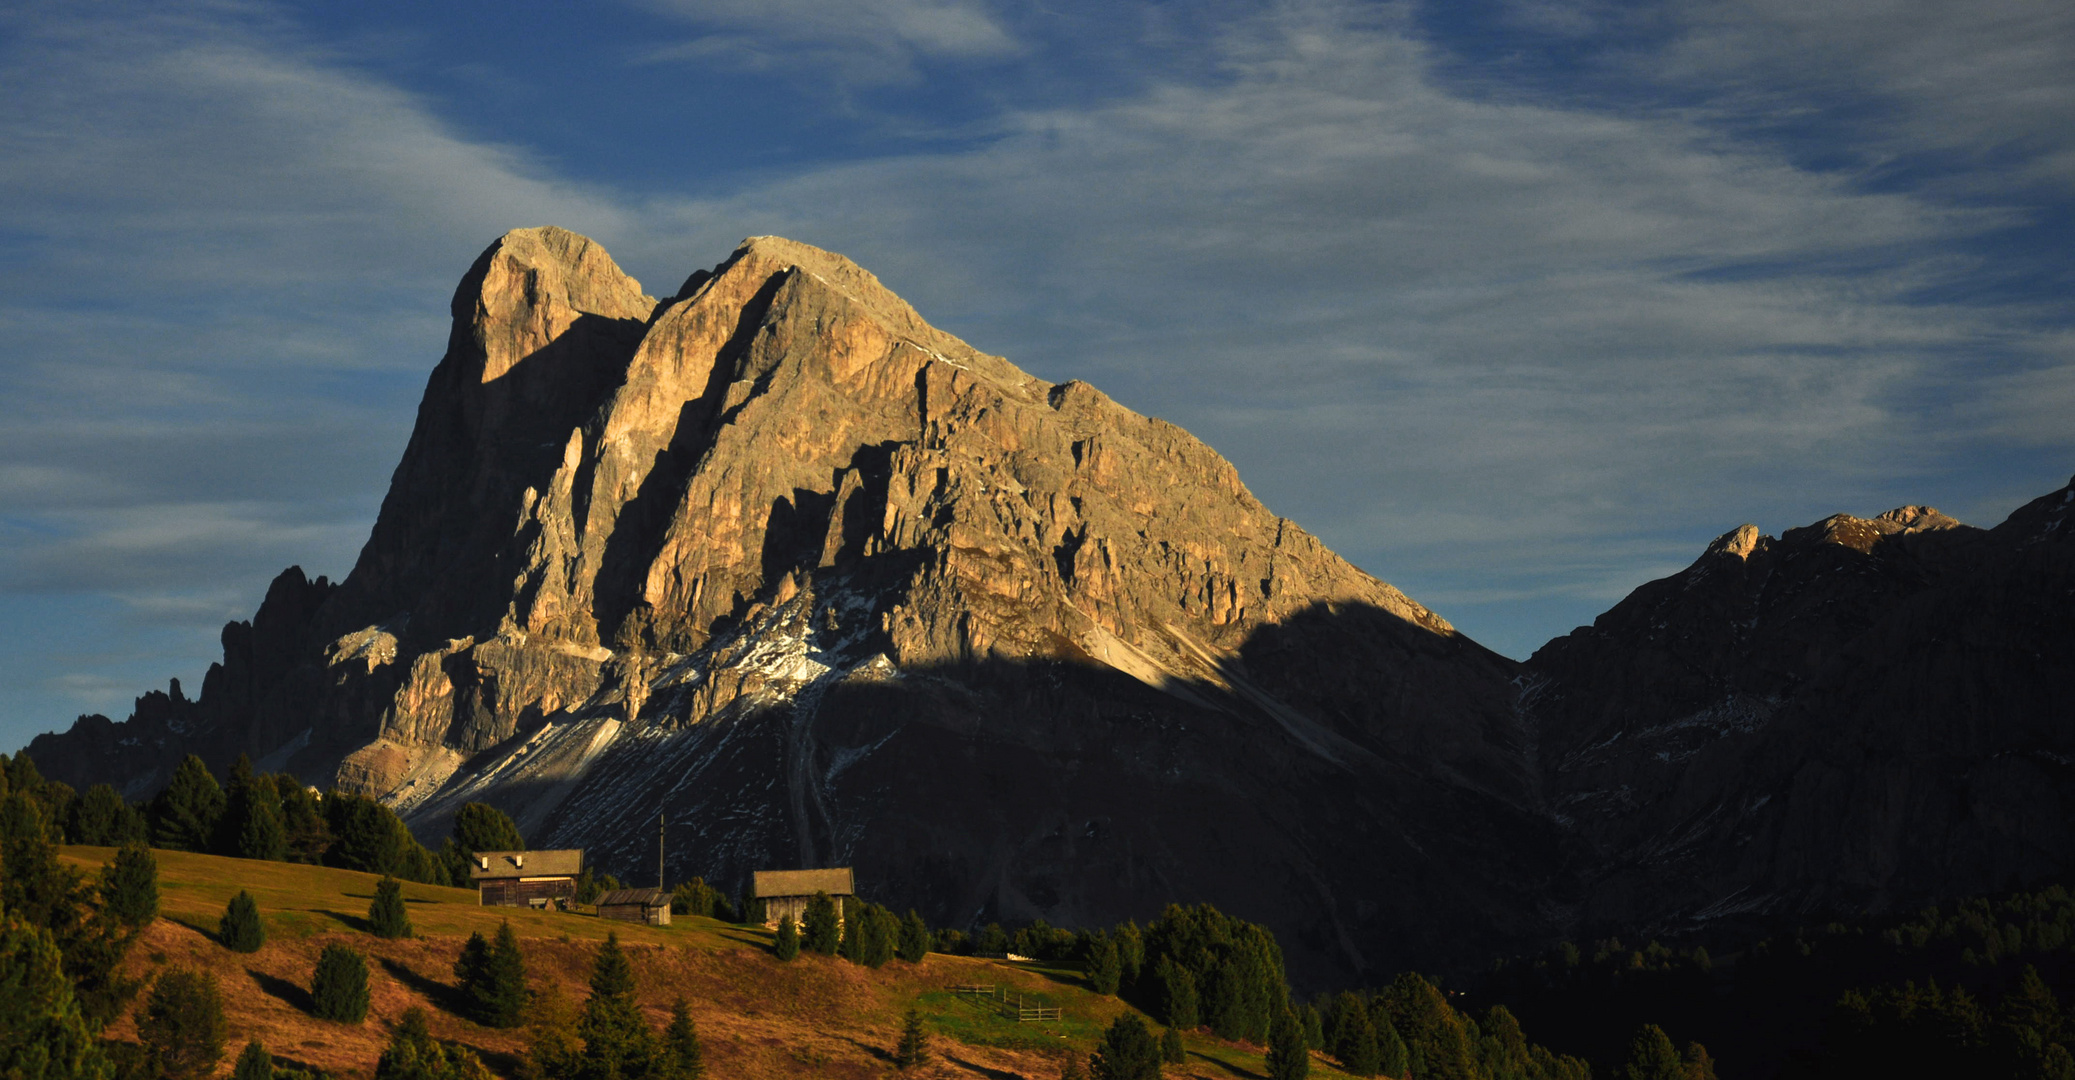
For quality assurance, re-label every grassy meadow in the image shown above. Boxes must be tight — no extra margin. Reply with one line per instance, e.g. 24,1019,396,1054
59,846,1356,1080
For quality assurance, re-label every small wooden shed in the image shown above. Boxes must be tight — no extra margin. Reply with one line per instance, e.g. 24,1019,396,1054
470,849,584,909
598,888,672,926
753,867,854,929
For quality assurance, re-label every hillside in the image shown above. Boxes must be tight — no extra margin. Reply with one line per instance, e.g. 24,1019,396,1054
60,846,1357,1080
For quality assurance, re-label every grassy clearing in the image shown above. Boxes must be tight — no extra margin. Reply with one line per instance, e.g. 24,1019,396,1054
59,846,1356,1080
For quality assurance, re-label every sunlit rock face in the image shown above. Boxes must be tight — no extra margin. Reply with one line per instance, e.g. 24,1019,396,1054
1525,484,2075,940
33,227,1550,987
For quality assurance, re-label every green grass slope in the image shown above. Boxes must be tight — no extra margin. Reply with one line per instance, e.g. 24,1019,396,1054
62,847,1354,1080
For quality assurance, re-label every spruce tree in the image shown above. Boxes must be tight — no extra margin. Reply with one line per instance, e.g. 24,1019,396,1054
1376,1016,1408,1079
838,899,863,962
1154,955,1200,1029
311,944,369,1023
100,842,159,930
577,933,657,1080
453,931,492,1021
1161,1026,1187,1065
273,778,331,865
659,998,703,1080
219,891,265,953
860,904,898,968
1299,1003,1322,1049
138,968,226,1080
70,784,131,846
1622,1025,1683,1080
0,916,111,1080
485,920,528,1029
150,756,224,853
375,1005,491,1080
897,910,929,963
802,892,840,954
233,1040,273,1080
1090,1013,1161,1080
773,914,800,961
1266,1007,1309,1080
369,876,412,939
894,1006,929,1070
217,756,286,861
1087,935,1122,996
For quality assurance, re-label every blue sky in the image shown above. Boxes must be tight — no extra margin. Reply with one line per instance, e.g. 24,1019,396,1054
2,0,2070,754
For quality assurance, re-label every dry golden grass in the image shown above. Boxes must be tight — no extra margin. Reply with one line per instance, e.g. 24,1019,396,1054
61,846,1354,1080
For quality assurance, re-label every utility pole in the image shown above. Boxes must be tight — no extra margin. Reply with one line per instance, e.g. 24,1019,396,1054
657,809,666,892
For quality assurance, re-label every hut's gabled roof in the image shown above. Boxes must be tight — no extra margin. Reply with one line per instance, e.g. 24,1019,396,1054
468,849,584,881
598,888,669,907
753,867,855,898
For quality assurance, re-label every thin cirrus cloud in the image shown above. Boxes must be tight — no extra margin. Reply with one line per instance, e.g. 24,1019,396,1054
0,0,2068,752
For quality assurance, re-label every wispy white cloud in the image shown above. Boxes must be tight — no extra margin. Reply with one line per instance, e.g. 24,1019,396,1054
635,0,1018,80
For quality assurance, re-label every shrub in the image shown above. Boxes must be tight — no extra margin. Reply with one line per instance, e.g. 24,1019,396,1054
219,891,265,953
138,968,226,1080
311,944,369,1023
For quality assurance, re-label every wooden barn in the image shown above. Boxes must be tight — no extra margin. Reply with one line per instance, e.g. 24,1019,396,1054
598,888,672,926
470,849,583,909
753,867,854,929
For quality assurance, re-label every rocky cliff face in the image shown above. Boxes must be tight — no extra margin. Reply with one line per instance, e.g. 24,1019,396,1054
32,228,1551,986
1525,481,2075,937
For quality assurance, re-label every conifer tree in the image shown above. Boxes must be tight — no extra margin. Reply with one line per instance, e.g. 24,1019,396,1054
1622,1024,1683,1080
1299,1003,1322,1049
369,876,412,939
1376,1015,1408,1079
0,916,111,1080
802,892,840,955
1681,1042,1718,1080
376,1005,491,1080
773,914,800,961
661,997,703,1080
100,841,159,930
894,1006,929,1070
312,944,369,1023
217,756,287,860
454,931,492,1019
70,784,137,846
273,778,331,864
1087,935,1122,996
485,920,528,1029
524,981,581,1080
1090,1013,1161,1080
860,904,898,968
138,968,226,1080
150,756,224,853
219,891,265,953
1161,1026,1187,1065
1154,954,1200,1029
233,1040,273,1080
577,932,658,1080
1267,1007,1310,1080
898,910,929,963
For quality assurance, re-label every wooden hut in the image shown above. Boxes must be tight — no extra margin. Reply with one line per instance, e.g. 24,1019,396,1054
598,888,672,925
753,867,854,929
470,849,583,909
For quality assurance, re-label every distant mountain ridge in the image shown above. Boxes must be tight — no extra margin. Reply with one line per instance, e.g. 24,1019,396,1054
26,226,2075,984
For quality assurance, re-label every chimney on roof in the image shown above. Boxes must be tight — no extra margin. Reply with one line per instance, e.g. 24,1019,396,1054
514,854,524,869
477,855,489,871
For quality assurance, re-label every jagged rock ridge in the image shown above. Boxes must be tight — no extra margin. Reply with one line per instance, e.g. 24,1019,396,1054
33,227,1548,987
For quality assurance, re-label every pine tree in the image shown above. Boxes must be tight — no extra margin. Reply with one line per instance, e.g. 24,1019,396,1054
1090,1013,1161,1080
217,756,286,861
1299,1003,1323,1049
1681,1042,1718,1080
233,1040,273,1080
524,981,581,1080
219,891,265,953
0,916,112,1080
894,1006,929,1070
860,904,898,968
369,876,412,939
100,842,159,930
803,892,840,954
1161,1026,1187,1065
898,910,929,963
577,933,658,1080
1155,954,1200,1029
138,968,226,1080
274,778,331,865
444,804,526,887
1267,1007,1310,1080
70,784,132,846
838,899,863,962
485,920,528,1029
150,755,224,853
1622,1025,1683,1080
312,944,369,1023
661,997,703,1080
773,914,800,961
375,1005,491,1080
454,932,492,1021
1087,935,1122,996
1376,1016,1408,1079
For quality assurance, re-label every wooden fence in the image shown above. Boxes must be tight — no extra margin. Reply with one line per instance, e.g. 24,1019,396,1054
949,984,1063,1022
